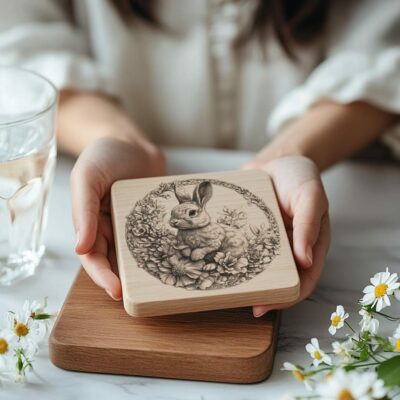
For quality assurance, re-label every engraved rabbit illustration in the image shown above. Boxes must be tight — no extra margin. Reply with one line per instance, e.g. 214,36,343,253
169,181,248,261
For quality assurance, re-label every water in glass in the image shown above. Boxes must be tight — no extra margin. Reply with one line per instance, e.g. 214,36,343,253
0,67,57,285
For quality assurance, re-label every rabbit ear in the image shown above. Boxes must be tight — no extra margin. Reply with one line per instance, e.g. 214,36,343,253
193,181,212,208
174,183,191,203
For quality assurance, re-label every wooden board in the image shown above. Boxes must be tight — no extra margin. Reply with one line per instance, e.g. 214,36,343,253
111,170,299,317
49,268,280,384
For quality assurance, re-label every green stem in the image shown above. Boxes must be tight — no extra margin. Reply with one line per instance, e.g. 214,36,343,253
345,321,356,334
21,350,33,371
304,366,335,378
304,360,381,378
367,343,385,362
372,310,400,321
345,361,380,368
369,353,380,363
14,349,25,376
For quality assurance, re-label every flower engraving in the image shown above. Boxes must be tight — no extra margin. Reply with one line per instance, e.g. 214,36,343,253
159,254,204,288
125,178,280,290
214,252,249,275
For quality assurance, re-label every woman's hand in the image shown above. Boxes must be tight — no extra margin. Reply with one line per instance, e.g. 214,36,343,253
70,137,166,300
242,155,330,317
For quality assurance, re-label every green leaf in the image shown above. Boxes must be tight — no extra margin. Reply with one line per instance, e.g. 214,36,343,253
16,352,23,373
362,331,370,341
375,336,387,345
33,313,51,320
377,355,400,387
360,348,369,361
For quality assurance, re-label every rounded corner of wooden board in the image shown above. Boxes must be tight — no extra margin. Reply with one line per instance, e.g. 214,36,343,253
48,327,73,371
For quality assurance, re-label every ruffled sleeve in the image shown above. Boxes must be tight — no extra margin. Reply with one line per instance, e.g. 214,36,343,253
267,0,400,157
0,0,116,95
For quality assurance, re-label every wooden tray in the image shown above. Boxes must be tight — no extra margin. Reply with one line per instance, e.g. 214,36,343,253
49,269,280,383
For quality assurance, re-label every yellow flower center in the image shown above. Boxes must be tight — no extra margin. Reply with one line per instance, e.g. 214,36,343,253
0,338,8,355
331,315,342,327
292,370,305,382
338,389,354,400
375,283,388,298
314,351,322,360
14,322,29,337
395,339,400,352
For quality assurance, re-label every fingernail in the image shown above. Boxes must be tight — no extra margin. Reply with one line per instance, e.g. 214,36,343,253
306,246,313,266
253,308,268,318
106,289,122,301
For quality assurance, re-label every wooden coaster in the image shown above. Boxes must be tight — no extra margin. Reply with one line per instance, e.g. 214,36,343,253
49,269,280,384
111,170,299,317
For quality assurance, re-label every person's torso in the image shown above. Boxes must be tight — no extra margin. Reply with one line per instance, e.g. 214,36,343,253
76,0,323,150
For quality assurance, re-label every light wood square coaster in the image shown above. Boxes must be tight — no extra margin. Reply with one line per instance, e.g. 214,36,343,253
111,170,299,317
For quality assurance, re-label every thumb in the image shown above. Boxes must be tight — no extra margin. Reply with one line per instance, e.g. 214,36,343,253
292,182,328,269
70,162,102,255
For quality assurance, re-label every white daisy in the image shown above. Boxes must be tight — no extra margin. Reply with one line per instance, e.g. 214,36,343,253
305,338,332,367
332,339,354,363
316,369,387,400
5,300,48,356
359,309,380,335
361,268,400,312
281,362,304,380
22,299,54,336
281,362,313,390
329,305,349,335
0,329,17,372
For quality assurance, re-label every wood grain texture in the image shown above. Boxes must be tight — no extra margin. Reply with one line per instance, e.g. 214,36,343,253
111,170,299,317
49,268,280,384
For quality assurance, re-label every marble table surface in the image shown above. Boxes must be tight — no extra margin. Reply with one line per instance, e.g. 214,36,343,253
2,148,400,400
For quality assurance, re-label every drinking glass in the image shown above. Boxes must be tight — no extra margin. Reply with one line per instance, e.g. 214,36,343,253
0,66,58,285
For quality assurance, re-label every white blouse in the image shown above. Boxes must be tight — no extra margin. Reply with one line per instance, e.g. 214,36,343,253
1,0,400,154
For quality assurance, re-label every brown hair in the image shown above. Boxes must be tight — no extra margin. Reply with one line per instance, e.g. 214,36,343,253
110,0,330,60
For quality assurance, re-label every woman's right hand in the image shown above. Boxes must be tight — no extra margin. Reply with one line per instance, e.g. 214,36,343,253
70,137,166,300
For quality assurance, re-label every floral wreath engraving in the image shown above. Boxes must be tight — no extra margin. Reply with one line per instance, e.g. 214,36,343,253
125,178,281,290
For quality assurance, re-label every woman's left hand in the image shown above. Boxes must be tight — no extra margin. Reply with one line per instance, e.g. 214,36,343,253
242,155,331,317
